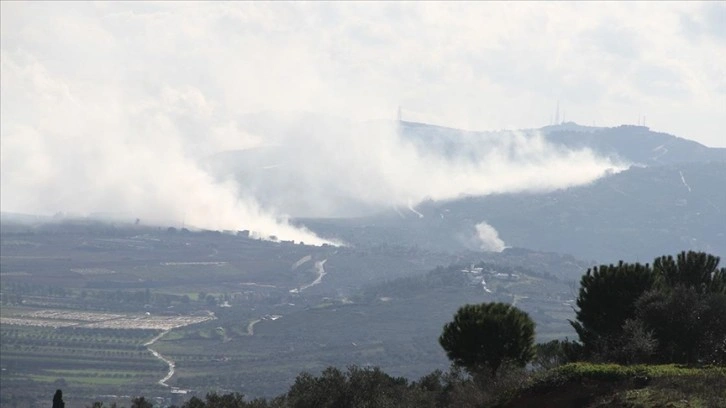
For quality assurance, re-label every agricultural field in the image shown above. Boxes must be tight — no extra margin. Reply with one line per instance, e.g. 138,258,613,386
1,323,164,406
0,308,213,329
0,306,216,406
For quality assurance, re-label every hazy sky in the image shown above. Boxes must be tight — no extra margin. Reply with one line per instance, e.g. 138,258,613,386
2,2,724,145
1,2,724,242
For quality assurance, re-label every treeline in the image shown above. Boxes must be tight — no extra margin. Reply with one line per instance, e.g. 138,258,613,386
178,364,537,408
1,284,218,312
89,365,531,408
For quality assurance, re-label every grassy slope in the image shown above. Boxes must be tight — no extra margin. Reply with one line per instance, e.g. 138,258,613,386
501,363,726,408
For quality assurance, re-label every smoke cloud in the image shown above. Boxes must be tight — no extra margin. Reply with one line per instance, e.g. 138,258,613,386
208,117,624,217
475,222,507,253
1,2,634,243
0,51,333,244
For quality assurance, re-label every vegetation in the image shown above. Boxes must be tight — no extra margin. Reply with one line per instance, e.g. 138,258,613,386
506,362,726,408
571,251,726,364
653,251,726,293
439,303,535,376
570,261,655,360
78,363,725,408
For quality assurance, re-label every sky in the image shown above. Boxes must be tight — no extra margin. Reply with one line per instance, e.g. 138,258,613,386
1,1,724,243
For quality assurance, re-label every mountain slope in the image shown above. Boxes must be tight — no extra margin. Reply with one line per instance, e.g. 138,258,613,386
206,119,725,219
301,162,726,262
400,121,726,166
541,123,726,166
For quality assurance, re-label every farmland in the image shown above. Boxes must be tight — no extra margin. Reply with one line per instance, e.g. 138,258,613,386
0,308,213,330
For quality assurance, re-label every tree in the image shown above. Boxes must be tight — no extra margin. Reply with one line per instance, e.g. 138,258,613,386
52,390,65,408
634,286,726,364
653,251,726,294
439,302,535,375
702,293,726,364
571,251,726,364
198,393,247,408
131,397,153,408
285,366,412,408
570,261,655,358
182,397,206,408
532,339,584,370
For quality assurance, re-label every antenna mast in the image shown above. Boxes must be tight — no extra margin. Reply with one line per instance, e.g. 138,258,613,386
555,100,560,125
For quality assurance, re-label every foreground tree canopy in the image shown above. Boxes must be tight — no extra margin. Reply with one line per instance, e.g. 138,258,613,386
570,261,656,359
439,302,535,375
571,250,726,364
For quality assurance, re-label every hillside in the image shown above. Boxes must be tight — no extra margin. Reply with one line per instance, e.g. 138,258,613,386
402,121,726,166
206,120,726,220
205,118,726,262
302,161,726,263
542,123,726,166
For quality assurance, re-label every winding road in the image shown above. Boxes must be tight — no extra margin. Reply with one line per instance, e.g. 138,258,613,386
144,330,175,387
298,259,327,292
289,259,328,293
144,311,216,389
246,318,262,336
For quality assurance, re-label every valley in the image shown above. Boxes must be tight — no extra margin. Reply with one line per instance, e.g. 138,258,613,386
0,220,577,406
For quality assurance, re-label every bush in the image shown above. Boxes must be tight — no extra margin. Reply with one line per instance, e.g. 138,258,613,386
533,339,586,370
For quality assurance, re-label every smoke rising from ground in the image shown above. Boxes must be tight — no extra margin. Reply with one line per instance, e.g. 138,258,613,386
1,3,640,243
0,57,332,244
475,222,507,253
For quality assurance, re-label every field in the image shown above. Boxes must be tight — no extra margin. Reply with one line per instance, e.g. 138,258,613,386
0,308,213,329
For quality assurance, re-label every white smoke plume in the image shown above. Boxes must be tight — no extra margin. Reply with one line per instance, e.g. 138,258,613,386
210,117,624,217
0,53,332,244
475,222,507,253
1,2,643,243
